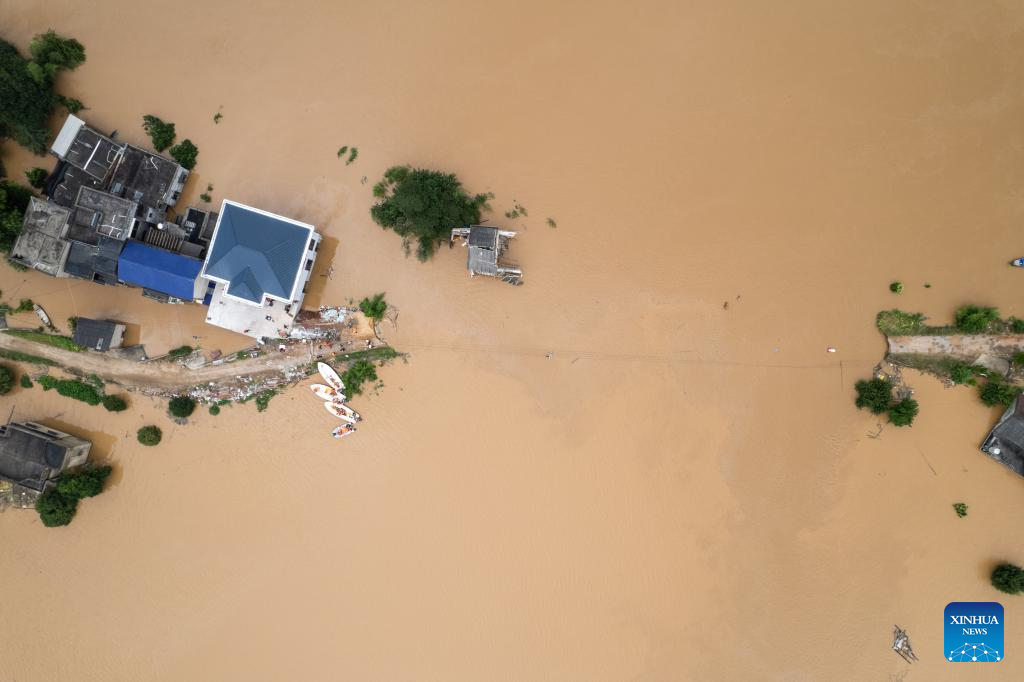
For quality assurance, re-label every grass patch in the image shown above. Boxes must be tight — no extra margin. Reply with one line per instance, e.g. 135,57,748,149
0,348,58,366
888,354,986,384
341,360,378,396
254,389,277,412
167,345,194,358
37,375,102,405
4,329,84,351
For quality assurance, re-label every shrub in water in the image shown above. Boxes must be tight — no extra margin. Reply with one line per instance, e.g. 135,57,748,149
137,425,162,446
955,305,999,334
168,396,196,418
889,281,903,294
56,465,112,499
0,364,13,394
979,380,1019,408
991,563,1024,595
35,489,77,527
888,397,919,427
854,377,893,415
102,394,127,412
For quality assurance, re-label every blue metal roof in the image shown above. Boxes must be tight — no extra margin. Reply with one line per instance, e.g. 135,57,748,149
118,241,202,300
203,203,311,304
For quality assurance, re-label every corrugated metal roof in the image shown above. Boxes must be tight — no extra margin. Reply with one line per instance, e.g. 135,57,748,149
118,241,202,300
203,202,312,303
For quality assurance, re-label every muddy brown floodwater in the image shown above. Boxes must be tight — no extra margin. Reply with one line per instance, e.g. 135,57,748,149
2,1,1024,680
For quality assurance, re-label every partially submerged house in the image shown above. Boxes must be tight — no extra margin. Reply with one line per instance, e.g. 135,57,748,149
9,197,72,276
62,187,136,285
201,200,321,340
980,394,1024,477
72,318,126,352
0,421,91,493
48,115,189,227
117,240,205,303
108,144,189,225
450,225,523,285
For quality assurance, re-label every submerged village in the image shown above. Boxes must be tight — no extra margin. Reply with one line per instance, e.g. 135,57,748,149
0,30,528,527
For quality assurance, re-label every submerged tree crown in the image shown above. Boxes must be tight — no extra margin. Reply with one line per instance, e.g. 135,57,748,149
370,166,489,261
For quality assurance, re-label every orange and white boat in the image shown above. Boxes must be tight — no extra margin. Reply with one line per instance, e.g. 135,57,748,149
310,383,345,401
332,424,356,439
324,401,358,424
329,400,361,422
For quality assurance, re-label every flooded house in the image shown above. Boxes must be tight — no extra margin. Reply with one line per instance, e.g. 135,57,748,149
8,197,72,276
62,187,136,285
200,200,321,340
450,225,523,285
980,394,1024,477
72,317,126,352
48,114,188,227
0,421,91,494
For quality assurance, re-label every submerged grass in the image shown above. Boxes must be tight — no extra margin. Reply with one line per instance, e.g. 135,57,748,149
0,349,58,366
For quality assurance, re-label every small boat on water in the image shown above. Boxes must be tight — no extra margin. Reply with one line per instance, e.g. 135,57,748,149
1012,258,1024,267
324,400,358,424
329,400,361,422
310,383,345,402
317,362,345,391
332,424,357,439
32,304,52,328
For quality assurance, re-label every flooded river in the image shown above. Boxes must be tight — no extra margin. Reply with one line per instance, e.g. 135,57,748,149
1,1,1023,679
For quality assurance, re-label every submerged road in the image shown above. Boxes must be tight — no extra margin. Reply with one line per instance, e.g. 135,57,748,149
0,332,316,391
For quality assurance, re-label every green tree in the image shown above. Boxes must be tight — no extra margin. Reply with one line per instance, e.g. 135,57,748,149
102,394,127,412
955,305,999,334
137,425,162,446
24,167,47,189
1,181,34,251
359,293,388,324
979,380,1019,408
27,30,85,84
949,362,975,385
0,39,58,153
953,503,968,518
142,115,176,152
0,364,12,394
209,404,220,416
888,397,919,427
20,374,32,389
167,345,193,358
56,465,112,499
991,563,1024,595
169,139,199,170
35,488,77,527
854,377,893,414
168,395,196,418
889,281,903,294
341,360,378,395
1009,317,1024,334
370,166,489,261
37,376,102,405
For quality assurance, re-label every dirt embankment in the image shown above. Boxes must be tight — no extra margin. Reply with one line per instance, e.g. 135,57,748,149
0,332,324,391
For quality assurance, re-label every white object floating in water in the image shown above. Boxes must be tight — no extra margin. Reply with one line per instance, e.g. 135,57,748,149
332,424,356,439
317,361,345,391
325,401,358,424
826,347,837,353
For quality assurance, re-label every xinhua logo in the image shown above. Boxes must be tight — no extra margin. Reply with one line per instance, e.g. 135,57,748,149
945,602,1004,662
